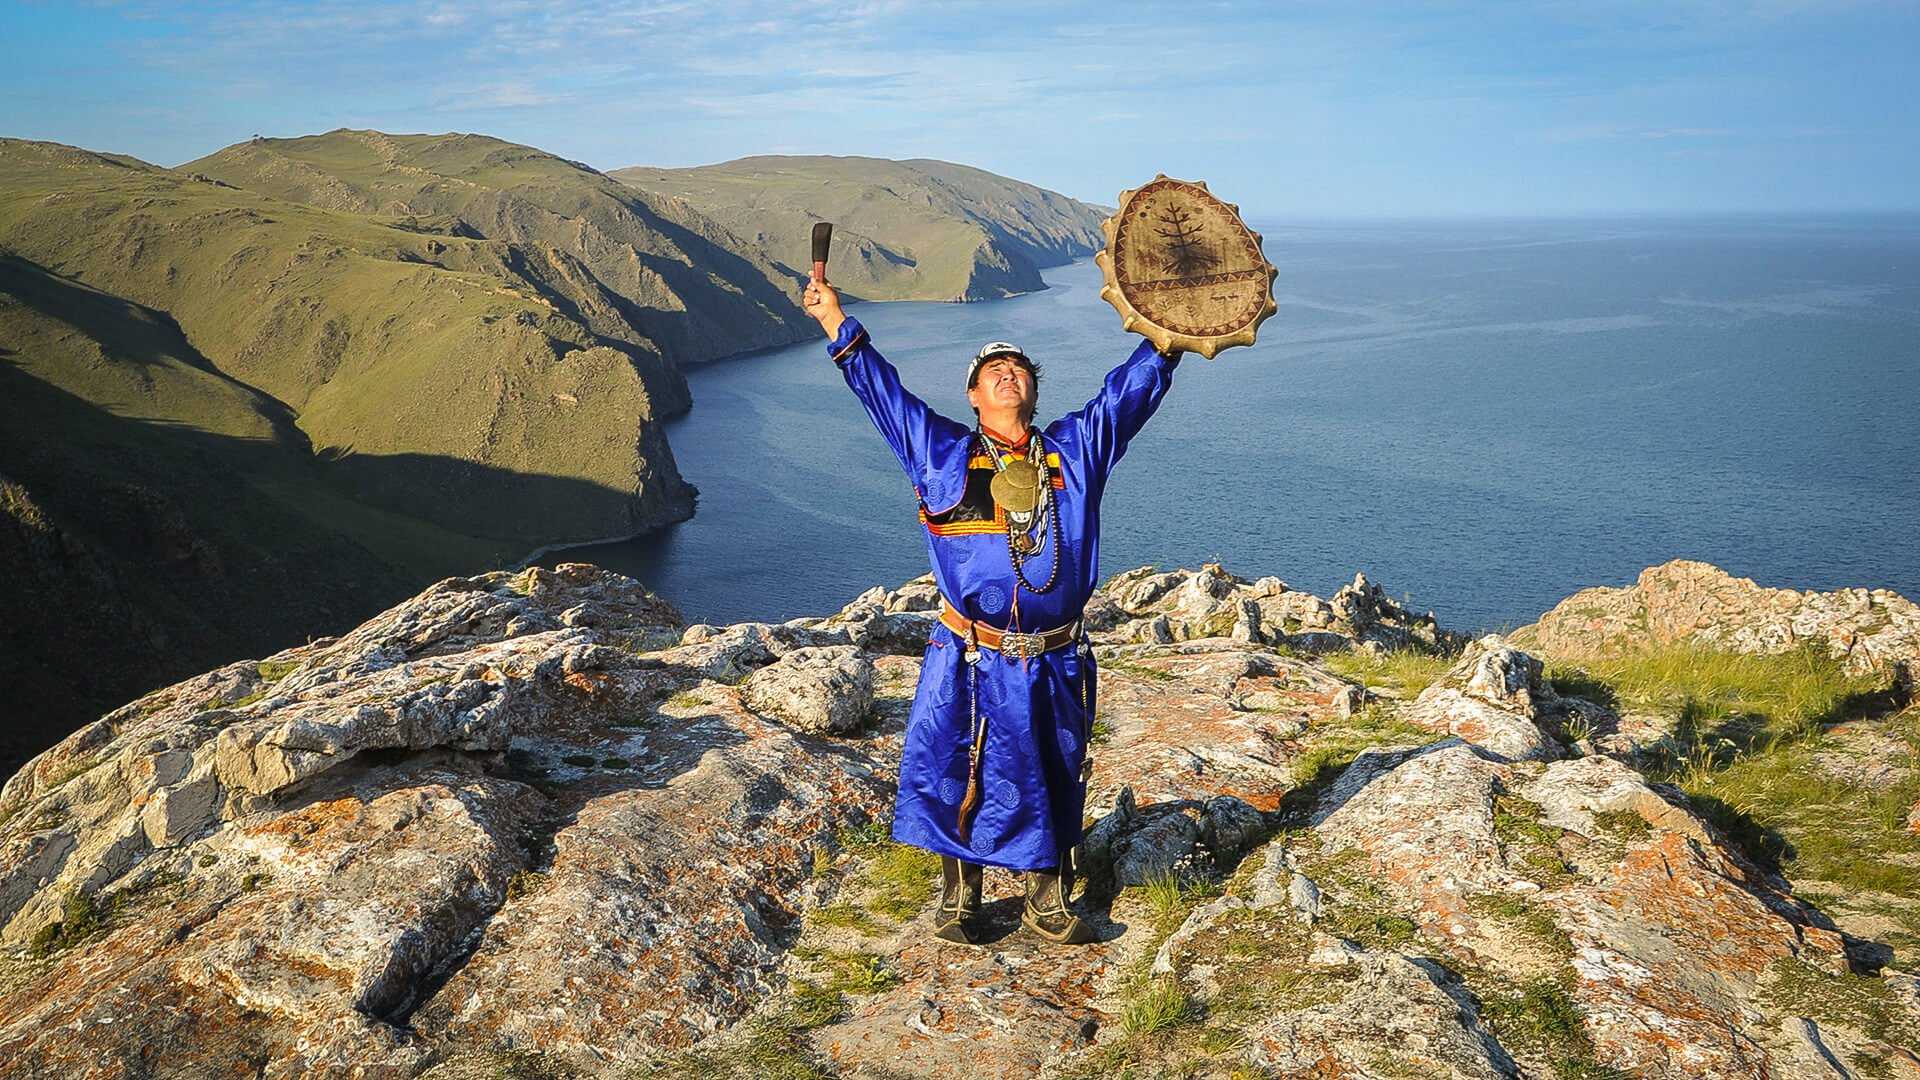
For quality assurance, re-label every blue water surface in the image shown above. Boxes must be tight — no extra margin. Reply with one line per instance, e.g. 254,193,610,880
547,215,1920,632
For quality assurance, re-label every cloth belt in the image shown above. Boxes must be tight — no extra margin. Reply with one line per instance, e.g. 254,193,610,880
940,598,1078,659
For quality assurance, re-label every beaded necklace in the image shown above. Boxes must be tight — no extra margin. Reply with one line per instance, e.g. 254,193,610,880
978,429,1062,603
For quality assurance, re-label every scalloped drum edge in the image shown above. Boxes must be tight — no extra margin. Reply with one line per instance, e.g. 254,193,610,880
1095,174,1278,361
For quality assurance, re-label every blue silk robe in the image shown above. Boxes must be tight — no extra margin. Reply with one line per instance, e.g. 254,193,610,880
829,316,1178,871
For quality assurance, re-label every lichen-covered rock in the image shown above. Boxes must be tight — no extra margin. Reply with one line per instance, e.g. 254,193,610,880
1090,563,1459,654
0,565,890,1078
741,645,876,734
1310,731,1863,1077
3,559,1914,1079
1514,559,1920,686
1399,636,1566,762
1240,945,1514,1079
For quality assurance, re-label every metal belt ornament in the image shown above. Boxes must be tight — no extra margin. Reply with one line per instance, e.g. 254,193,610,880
1096,175,1278,359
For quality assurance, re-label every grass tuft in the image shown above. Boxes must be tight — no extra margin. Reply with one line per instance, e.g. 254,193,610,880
1318,648,1454,697
1118,976,1201,1037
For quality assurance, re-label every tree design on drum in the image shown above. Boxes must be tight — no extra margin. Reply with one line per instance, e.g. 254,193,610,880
1154,205,1218,279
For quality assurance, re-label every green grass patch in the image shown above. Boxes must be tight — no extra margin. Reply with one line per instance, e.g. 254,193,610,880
485,1049,580,1079
1318,647,1454,697
806,824,940,932
809,904,885,935
1493,795,1578,887
1118,976,1200,1037
832,819,889,851
256,659,300,683
134,693,177,719
26,871,188,958
793,948,899,996
862,843,941,921
1468,893,1574,960
1759,956,1920,1057
1590,809,1652,841
1653,713,1920,903
27,891,108,958
1475,975,1623,1079
1298,846,1427,952
630,992,842,1079
1285,705,1447,803
1132,871,1223,935
1550,643,1885,754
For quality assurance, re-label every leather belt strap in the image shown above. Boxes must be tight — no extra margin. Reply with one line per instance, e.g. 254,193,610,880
940,598,1078,659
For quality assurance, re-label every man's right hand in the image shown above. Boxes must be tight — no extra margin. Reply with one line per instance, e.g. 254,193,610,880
803,279,847,339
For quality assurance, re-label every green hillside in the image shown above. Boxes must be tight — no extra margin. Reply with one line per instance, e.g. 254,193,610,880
0,137,702,770
181,129,813,364
610,155,1107,302
0,138,692,545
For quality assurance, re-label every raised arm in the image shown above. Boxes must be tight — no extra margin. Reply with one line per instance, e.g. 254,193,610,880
804,279,968,493
1066,338,1182,483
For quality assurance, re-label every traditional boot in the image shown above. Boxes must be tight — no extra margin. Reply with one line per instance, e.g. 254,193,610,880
1021,866,1095,944
933,856,984,944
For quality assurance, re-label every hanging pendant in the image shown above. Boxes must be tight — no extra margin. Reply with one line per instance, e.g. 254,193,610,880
990,459,1042,515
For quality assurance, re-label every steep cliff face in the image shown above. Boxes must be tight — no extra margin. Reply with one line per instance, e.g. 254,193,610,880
2,561,1914,1078
611,155,1109,302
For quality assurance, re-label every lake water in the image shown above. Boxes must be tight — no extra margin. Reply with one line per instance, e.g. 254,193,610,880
546,216,1920,632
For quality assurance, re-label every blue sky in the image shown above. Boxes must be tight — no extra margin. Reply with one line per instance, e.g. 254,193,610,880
4,0,1915,216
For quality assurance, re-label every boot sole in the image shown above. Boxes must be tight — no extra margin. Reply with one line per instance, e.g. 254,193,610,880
1020,910,1094,945
933,919,983,946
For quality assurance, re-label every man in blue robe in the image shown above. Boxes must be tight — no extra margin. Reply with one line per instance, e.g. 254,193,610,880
803,278,1179,944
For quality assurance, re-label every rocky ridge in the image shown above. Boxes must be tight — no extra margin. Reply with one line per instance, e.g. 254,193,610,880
1515,559,1920,689
1,561,1916,1078
609,155,1108,303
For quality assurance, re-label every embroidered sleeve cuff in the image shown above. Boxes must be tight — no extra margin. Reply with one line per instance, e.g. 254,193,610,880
828,317,868,365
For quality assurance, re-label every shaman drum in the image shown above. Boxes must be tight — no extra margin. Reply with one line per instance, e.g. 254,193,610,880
1095,175,1277,359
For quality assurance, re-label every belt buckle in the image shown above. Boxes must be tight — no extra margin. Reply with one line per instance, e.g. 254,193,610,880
1000,631,1045,659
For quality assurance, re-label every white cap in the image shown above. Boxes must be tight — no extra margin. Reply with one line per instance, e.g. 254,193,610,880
966,341,1031,388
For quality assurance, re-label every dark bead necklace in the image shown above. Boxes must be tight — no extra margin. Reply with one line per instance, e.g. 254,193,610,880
990,432,1061,597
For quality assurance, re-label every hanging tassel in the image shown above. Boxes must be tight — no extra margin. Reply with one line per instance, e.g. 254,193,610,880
956,633,986,842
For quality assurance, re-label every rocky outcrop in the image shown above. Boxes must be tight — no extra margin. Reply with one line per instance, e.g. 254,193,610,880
1402,636,1569,762
1515,559,1920,686
1087,562,1458,655
741,645,876,734
2,561,1916,1079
